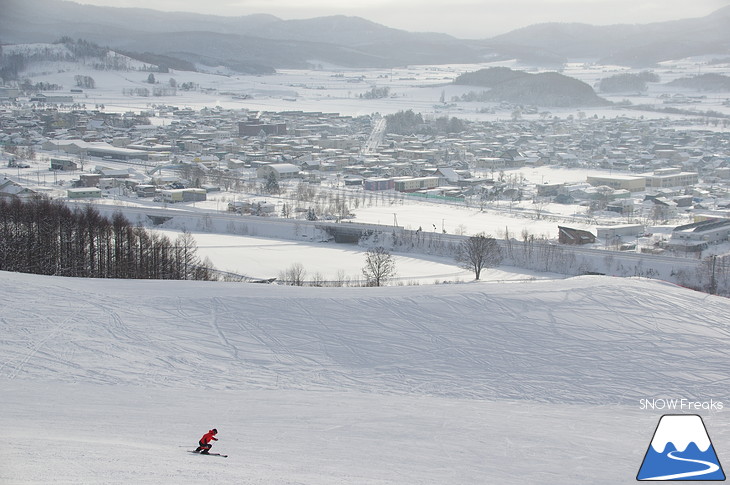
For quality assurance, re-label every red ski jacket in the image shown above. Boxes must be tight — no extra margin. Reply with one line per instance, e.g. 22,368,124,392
200,430,218,444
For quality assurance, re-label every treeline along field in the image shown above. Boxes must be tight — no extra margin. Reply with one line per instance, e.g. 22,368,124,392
0,197,214,280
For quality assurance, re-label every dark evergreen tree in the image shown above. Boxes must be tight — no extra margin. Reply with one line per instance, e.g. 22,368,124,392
265,171,280,194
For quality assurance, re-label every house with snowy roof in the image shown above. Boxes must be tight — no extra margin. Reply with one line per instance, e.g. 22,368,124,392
256,163,300,180
433,167,461,185
0,178,37,200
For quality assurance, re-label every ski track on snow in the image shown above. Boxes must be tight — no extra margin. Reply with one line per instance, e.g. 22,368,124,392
3,272,730,484
1,274,730,405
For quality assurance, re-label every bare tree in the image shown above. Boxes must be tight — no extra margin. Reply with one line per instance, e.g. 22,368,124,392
362,246,396,287
456,233,502,280
174,231,203,280
333,268,348,287
279,262,306,286
310,271,325,287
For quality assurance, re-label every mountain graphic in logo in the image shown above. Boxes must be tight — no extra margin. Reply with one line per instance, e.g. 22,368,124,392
637,414,725,481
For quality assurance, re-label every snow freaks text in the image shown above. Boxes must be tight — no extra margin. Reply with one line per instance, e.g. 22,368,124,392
640,399,724,411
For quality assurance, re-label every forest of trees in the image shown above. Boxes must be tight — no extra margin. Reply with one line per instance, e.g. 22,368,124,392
454,67,609,107
116,50,196,73
74,75,96,89
0,197,215,280
0,50,25,82
0,37,191,85
668,73,730,91
598,71,660,93
58,37,109,59
385,109,467,135
453,66,530,87
361,86,390,99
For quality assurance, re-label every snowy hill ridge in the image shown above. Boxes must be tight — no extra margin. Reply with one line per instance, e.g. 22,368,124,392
2,271,730,405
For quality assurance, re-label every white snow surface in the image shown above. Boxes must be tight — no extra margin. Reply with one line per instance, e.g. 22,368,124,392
650,415,712,453
150,229,562,284
2,271,730,484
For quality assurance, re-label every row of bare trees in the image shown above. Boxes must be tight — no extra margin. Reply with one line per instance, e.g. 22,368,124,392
0,197,214,280
277,247,398,287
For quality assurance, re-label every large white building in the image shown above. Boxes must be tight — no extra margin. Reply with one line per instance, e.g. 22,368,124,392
586,174,646,192
668,218,730,251
644,168,699,189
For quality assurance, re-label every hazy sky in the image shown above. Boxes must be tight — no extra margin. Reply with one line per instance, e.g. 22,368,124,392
71,0,730,38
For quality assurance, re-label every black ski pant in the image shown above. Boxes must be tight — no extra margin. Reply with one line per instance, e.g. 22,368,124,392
195,441,212,452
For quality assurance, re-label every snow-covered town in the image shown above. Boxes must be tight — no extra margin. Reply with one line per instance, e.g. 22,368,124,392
2,46,730,292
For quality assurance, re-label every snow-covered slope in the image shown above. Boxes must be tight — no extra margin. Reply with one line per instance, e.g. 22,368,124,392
2,272,728,402
1,271,729,483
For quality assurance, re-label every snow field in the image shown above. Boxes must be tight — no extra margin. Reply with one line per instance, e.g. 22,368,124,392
2,380,671,484
150,229,559,284
1,271,730,483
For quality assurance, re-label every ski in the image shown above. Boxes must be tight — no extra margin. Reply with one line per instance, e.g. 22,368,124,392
188,450,228,458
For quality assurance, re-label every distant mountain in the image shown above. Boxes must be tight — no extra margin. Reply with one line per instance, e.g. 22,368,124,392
454,67,609,107
0,0,484,72
1,0,729,71
485,6,730,67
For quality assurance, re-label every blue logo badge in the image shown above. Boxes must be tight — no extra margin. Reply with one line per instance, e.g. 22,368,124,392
637,414,725,481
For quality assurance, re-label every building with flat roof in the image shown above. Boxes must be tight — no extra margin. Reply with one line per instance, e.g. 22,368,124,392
596,224,643,240
394,176,439,193
586,174,646,192
643,168,699,189
364,178,394,191
67,187,102,199
30,94,74,104
159,188,207,203
44,140,148,161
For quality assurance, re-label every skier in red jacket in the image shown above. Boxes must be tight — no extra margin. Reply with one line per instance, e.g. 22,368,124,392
195,428,218,454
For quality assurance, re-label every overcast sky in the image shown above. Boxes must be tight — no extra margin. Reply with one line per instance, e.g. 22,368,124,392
71,0,730,38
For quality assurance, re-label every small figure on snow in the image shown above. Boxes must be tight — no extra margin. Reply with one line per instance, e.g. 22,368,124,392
195,428,218,454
